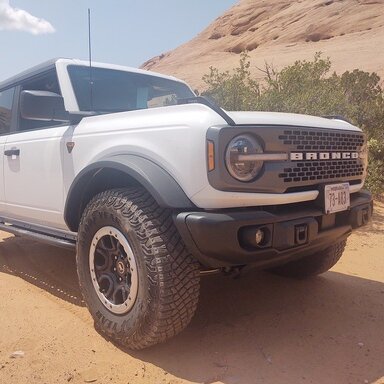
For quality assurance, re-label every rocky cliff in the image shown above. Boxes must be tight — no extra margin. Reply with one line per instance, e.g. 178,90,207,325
142,0,384,90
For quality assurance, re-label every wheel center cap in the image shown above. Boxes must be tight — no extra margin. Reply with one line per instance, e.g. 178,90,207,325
116,260,127,276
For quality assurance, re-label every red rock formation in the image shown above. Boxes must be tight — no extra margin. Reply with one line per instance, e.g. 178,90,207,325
141,0,384,90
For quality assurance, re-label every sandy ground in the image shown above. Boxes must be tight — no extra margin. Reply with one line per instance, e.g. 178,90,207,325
0,202,383,384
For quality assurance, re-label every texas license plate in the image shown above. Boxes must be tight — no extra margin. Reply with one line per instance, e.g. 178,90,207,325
324,183,350,214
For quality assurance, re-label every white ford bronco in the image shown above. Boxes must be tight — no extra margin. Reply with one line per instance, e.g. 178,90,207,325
0,59,372,349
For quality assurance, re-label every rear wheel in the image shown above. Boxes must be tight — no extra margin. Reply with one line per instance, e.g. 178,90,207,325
269,240,346,279
76,187,200,349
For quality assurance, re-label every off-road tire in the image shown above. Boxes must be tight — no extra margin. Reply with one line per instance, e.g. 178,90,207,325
76,187,200,349
269,240,346,279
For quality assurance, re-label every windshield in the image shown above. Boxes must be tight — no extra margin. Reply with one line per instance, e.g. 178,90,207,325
67,65,194,113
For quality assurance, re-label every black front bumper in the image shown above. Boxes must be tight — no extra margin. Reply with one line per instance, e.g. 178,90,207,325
174,190,373,269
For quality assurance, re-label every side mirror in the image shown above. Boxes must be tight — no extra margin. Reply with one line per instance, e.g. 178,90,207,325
20,90,70,122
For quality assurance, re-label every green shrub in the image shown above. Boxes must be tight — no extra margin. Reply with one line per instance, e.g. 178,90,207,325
202,52,260,110
257,53,349,117
365,139,384,197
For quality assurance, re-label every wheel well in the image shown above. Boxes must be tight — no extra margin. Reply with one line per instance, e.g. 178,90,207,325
65,167,140,232
65,156,195,232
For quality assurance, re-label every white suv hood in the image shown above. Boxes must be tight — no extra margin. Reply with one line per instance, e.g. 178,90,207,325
227,111,361,132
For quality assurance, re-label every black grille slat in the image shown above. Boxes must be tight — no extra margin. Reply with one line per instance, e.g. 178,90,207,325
279,159,364,183
278,129,364,152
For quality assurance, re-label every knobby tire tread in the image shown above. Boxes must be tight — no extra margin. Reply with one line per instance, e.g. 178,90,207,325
77,187,200,349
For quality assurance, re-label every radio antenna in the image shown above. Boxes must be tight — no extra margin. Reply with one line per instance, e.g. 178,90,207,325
88,8,93,110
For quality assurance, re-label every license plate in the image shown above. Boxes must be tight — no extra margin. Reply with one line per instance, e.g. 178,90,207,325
324,183,350,214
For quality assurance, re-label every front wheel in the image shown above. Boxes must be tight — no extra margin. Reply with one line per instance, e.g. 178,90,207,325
76,187,200,349
268,240,347,279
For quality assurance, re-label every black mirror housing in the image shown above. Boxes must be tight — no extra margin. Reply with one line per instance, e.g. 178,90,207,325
20,90,70,122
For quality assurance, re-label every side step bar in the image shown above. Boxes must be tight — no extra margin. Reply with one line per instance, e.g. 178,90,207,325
0,222,76,250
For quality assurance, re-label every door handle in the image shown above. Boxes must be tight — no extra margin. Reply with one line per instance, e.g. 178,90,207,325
4,149,20,157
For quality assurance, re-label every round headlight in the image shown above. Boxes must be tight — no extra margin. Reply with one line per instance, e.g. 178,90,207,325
225,134,263,182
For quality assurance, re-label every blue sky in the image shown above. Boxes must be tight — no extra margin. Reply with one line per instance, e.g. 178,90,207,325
0,0,238,82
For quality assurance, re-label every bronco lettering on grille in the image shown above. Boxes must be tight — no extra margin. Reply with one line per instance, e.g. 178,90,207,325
290,152,359,161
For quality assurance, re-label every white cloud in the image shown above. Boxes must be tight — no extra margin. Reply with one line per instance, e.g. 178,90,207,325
0,0,55,34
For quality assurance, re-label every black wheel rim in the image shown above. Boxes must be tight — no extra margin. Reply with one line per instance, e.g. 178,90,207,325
89,226,138,314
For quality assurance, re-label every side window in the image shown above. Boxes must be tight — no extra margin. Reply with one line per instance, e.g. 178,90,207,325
19,70,62,131
0,87,15,135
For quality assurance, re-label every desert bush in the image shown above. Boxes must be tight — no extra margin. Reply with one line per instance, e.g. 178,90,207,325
256,53,349,117
340,70,384,139
202,52,260,110
365,139,384,197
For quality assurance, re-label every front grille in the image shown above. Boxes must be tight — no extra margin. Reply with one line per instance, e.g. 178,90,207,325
278,129,364,151
279,160,365,183
277,129,366,185
206,124,367,194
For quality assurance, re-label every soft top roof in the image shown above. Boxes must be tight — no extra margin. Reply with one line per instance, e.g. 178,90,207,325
0,58,185,91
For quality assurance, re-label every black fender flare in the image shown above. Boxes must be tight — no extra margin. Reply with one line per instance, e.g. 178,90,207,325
64,155,195,231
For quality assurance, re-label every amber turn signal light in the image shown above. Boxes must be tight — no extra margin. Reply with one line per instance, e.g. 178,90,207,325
207,140,215,171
